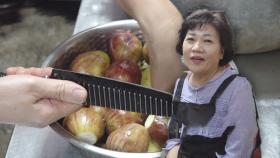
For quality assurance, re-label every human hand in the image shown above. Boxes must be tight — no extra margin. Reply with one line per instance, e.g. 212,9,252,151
0,67,87,127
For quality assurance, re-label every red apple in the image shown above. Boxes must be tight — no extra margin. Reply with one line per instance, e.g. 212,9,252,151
110,30,142,63
70,50,110,77
145,115,169,147
104,109,145,134
63,107,105,145
106,123,150,152
105,59,141,84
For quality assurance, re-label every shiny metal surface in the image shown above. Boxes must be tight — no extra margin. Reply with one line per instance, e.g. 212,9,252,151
74,0,129,34
43,20,161,158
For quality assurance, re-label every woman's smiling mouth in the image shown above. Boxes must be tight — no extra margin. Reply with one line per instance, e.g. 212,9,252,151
190,56,205,64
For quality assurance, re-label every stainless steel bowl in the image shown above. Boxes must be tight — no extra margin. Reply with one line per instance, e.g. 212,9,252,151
42,19,162,158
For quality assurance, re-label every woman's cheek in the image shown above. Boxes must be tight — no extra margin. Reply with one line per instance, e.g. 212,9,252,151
182,45,191,66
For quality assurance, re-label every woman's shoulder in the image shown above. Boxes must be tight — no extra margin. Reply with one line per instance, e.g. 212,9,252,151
234,74,253,89
223,67,252,87
224,73,254,101
215,68,253,97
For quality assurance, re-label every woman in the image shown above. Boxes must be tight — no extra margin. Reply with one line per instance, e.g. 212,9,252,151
164,9,258,158
117,1,258,157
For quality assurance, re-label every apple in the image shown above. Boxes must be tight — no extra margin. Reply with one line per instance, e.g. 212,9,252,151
90,105,107,117
110,30,142,63
148,139,162,152
63,107,105,144
106,123,150,152
145,115,169,147
105,59,141,84
70,50,110,76
142,43,150,63
104,109,145,134
141,65,151,88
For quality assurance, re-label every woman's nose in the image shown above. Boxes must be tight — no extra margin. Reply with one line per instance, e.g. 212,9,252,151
192,41,203,52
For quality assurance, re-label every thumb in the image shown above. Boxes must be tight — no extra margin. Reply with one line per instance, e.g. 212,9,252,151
35,78,87,104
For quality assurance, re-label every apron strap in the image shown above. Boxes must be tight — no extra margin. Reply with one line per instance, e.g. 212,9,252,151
169,73,188,139
168,115,182,139
209,74,238,105
173,72,188,103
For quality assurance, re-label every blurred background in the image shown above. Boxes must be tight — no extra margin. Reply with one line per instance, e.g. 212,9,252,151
0,0,80,157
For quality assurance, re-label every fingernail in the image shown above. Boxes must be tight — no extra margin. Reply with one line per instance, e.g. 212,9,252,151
72,87,87,104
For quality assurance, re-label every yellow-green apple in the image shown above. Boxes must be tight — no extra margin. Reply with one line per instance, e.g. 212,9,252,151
141,65,151,88
145,115,169,147
106,123,150,152
148,139,162,152
142,43,150,63
105,59,141,84
63,106,105,144
70,50,110,76
110,30,142,63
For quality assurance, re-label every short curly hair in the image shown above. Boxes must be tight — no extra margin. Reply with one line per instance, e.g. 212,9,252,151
176,9,234,66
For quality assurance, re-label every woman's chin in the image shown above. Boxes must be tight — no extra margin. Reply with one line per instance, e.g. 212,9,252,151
186,65,205,74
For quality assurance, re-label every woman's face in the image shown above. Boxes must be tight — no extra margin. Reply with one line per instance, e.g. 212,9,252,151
182,24,224,75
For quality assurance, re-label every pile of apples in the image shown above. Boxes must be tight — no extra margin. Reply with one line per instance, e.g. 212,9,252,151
62,30,170,153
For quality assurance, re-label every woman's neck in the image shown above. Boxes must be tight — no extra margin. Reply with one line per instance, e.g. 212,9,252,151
189,67,225,88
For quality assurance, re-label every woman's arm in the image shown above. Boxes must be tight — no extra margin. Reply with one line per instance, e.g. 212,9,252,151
222,78,258,157
166,145,180,158
116,0,185,92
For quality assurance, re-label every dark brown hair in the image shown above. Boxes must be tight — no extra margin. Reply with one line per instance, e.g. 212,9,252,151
176,9,234,66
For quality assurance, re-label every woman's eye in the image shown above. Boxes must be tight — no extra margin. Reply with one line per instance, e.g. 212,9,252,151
204,39,213,43
186,38,194,42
